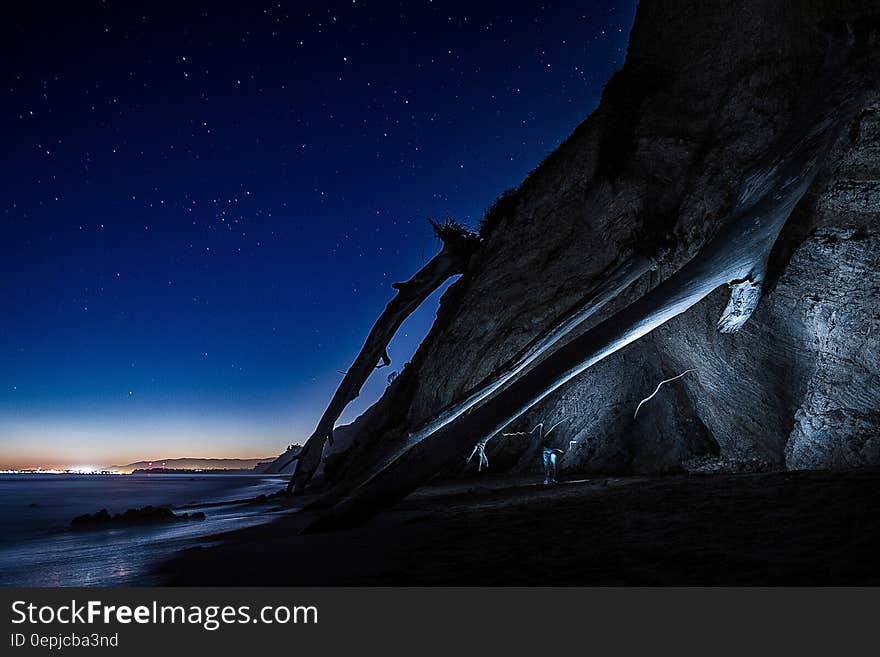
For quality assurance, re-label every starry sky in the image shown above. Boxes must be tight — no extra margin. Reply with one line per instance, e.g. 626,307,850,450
0,1,637,469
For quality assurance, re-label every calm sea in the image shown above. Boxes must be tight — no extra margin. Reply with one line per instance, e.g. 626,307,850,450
0,473,291,586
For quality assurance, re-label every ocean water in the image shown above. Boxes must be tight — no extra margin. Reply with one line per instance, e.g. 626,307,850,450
0,474,291,586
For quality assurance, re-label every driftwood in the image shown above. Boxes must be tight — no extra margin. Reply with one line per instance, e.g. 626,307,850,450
284,219,479,493
359,253,654,479
306,253,653,509
306,78,861,530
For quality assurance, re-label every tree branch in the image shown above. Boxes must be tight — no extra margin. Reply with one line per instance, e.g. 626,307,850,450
285,219,479,493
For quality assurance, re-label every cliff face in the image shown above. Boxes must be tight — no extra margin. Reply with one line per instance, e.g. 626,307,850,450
320,0,879,486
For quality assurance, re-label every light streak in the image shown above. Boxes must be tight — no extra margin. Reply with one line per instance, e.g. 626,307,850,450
633,369,696,418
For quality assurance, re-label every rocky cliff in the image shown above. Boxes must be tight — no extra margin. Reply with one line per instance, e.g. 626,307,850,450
303,0,879,493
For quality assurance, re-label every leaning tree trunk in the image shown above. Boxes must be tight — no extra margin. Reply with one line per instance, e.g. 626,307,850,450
285,219,479,494
306,74,862,530
307,251,654,509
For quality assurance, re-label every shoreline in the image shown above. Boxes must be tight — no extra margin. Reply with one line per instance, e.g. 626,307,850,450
0,474,292,586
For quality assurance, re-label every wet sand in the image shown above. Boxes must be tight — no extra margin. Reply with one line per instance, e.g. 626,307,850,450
162,468,880,585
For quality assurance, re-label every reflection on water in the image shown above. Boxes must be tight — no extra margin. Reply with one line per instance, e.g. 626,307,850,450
0,474,292,586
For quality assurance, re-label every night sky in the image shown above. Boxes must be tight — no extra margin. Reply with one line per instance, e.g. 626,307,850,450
1,1,637,469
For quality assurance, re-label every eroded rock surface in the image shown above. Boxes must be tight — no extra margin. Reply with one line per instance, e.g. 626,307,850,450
292,0,879,487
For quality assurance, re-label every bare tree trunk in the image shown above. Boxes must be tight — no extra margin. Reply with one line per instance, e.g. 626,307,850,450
285,220,479,494
336,252,653,492
301,253,652,511
306,83,859,530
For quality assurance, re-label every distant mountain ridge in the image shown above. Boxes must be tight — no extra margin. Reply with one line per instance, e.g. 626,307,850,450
111,457,275,473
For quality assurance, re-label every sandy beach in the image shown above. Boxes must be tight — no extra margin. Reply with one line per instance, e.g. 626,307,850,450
161,468,880,585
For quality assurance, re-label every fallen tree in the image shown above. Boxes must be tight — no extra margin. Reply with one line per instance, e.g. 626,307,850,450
371,254,654,475
283,218,480,493
305,252,654,509
306,76,863,530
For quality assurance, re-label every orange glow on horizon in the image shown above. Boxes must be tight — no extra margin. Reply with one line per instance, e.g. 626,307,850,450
0,413,308,471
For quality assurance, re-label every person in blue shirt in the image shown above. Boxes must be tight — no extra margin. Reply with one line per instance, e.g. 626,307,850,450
542,446,564,484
